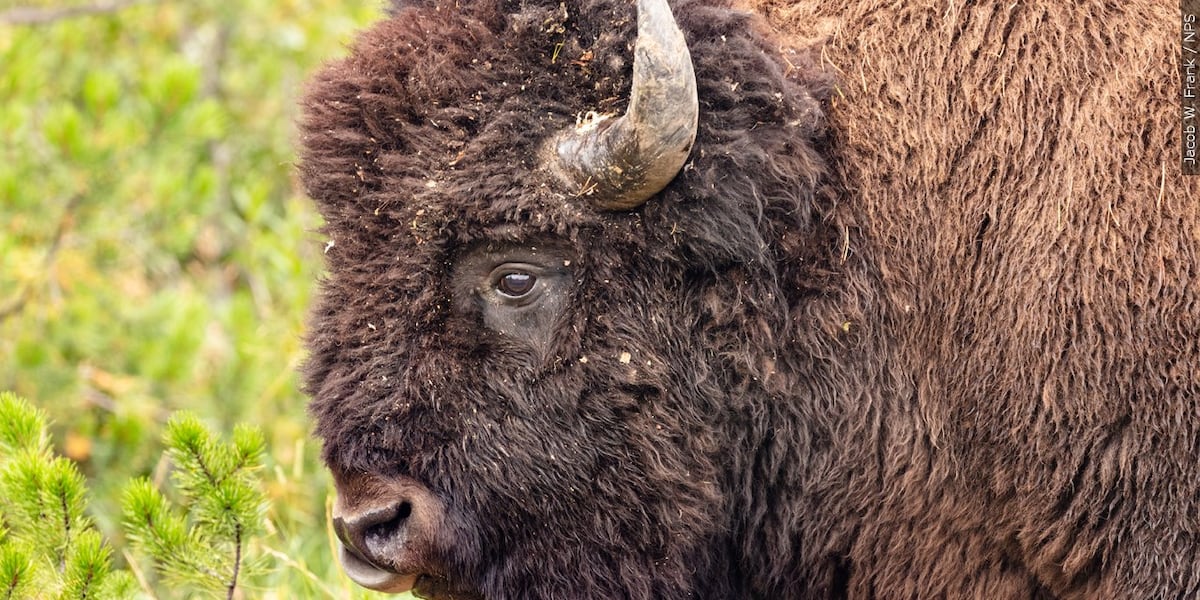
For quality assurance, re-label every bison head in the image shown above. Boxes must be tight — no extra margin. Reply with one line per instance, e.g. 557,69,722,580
299,0,836,596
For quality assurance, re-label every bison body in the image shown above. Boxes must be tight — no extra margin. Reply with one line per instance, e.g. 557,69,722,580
299,0,1200,597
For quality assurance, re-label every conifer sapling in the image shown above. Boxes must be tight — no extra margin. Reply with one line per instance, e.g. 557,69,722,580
0,391,135,599
122,412,267,599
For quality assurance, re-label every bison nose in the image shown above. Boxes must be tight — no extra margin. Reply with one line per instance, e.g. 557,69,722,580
333,499,414,563
331,473,447,593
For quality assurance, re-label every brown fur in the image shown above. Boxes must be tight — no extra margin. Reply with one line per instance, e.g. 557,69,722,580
743,2,1200,597
299,0,1200,597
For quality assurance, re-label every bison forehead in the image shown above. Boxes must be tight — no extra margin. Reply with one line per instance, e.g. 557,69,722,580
299,0,831,260
299,0,634,240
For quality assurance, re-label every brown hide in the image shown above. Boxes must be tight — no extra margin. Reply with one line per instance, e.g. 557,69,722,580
749,1,1199,597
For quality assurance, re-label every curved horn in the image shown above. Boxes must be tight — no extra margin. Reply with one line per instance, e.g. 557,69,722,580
553,0,698,210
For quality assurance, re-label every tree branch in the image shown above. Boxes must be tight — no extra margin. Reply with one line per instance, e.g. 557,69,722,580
226,524,241,600
0,0,146,25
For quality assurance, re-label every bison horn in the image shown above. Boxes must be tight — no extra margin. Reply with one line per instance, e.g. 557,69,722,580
552,0,698,210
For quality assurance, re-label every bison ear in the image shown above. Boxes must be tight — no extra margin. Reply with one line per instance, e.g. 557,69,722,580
550,0,698,211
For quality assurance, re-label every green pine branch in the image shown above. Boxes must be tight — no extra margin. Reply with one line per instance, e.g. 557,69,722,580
123,413,267,599
0,543,36,600
0,392,136,600
0,392,271,599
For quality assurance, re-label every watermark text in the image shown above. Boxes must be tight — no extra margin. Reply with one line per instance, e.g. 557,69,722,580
1185,1,1199,174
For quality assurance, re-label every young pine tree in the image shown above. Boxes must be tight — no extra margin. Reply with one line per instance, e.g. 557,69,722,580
0,392,136,600
122,413,267,600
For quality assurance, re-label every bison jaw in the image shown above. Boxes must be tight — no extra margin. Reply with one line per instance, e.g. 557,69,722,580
550,0,698,210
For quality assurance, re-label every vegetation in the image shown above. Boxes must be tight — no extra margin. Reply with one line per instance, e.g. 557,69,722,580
0,0,405,596
0,392,136,599
1,394,262,599
122,412,267,599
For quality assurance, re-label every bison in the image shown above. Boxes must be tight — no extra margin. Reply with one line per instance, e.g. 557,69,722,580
298,0,1200,597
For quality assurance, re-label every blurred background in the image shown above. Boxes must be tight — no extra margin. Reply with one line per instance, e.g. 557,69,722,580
0,0,405,596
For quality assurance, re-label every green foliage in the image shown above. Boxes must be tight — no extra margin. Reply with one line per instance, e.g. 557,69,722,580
0,392,136,599
123,413,267,598
0,542,38,600
1,0,402,596
0,391,47,455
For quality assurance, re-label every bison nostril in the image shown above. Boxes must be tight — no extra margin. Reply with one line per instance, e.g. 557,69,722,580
332,474,446,585
364,501,413,548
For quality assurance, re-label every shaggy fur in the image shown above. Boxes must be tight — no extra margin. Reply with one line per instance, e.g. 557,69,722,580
298,0,1200,597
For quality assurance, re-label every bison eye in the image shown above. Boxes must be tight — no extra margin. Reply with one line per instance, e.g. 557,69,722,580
458,248,572,353
496,271,537,298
